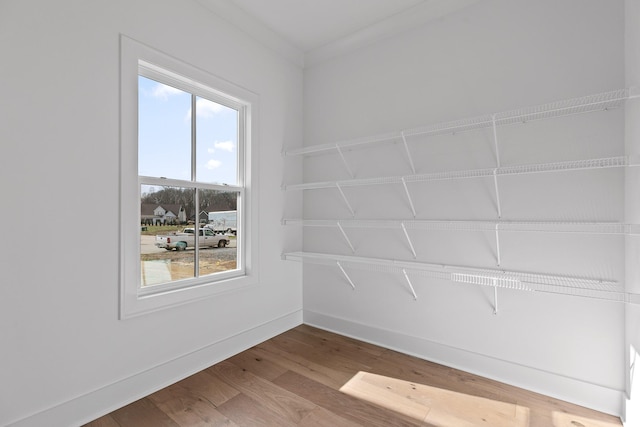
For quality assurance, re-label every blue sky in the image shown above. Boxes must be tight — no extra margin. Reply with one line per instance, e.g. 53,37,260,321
138,76,238,186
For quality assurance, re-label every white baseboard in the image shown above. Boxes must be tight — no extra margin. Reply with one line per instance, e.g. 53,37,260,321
6,310,302,427
304,309,624,418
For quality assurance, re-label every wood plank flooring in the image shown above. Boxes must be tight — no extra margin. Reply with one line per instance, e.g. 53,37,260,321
84,325,622,427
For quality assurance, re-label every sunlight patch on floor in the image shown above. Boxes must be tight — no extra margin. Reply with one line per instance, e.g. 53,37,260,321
551,411,621,427
339,371,530,426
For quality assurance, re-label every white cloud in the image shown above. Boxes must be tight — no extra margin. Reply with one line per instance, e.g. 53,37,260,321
214,140,235,152
196,98,223,118
152,83,182,100
206,140,235,155
206,159,222,169
185,99,224,121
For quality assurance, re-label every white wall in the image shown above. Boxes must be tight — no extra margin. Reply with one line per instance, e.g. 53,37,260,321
0,1,302,426
302,0,627,416
625,0,640,424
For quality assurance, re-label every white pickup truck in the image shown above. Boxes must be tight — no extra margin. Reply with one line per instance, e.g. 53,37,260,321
155,228,229,251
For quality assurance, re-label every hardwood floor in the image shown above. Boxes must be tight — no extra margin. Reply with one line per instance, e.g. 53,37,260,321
84,325,622,427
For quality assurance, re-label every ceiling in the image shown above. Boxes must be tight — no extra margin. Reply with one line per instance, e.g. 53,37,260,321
197,0,481,67
226,0,426,52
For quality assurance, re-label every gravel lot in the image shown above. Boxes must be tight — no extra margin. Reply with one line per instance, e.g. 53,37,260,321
140,235,237,285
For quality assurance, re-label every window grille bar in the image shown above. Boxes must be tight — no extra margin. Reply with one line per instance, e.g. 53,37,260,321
191,94,200,276
139,176,243,193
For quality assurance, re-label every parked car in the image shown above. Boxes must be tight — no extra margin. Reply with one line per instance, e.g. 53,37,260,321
155,228,228,251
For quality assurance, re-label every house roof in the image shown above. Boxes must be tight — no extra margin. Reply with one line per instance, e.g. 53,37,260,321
141,203,184,216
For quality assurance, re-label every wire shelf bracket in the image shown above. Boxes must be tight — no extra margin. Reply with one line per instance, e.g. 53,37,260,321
336,144,355,178
401,222,418,259
495,224,502,267
401,177,417,218
401,131,417,174
337,221,356,253
336,183,355,217
403,269,418,300
336,261,356,290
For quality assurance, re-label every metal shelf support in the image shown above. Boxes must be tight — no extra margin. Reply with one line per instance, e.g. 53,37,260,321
493,284,499,315
492,114,503,219
495,224,502,267
336,144,355,178
401,222,417,259
336,183,355,217
337,221,356,253
401,177,417,218
492,114,501,167
401,131,416,174
337,261,356,290
493,169,502,219
402,269,418,300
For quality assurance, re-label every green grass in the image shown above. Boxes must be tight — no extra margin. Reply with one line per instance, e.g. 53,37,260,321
140,224,182,236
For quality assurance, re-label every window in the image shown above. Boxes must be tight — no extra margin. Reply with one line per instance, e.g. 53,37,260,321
120,36,259,318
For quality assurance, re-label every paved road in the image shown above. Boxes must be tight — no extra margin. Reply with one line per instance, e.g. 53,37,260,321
140,235,237,254
141,235,165,254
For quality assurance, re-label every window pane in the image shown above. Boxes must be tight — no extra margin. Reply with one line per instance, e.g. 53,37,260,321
196,96,238,185
140,185,195,287
138,76,191,180
199,189,239,277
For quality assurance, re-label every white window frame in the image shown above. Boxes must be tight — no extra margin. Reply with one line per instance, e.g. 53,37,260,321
120,36,259,318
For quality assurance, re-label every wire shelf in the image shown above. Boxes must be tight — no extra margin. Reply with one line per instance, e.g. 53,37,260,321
282,219,634,235
497,156,628,176
283,88,639,157
283,252,628,301
284,131,402,157
283,156,629,191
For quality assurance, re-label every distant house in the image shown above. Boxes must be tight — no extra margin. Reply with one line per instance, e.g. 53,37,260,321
141,203,186,225
190,210,209,224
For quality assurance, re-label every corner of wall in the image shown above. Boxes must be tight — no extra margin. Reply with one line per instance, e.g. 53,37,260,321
625,0,640,425
6,311,302,427
304,310,625,417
